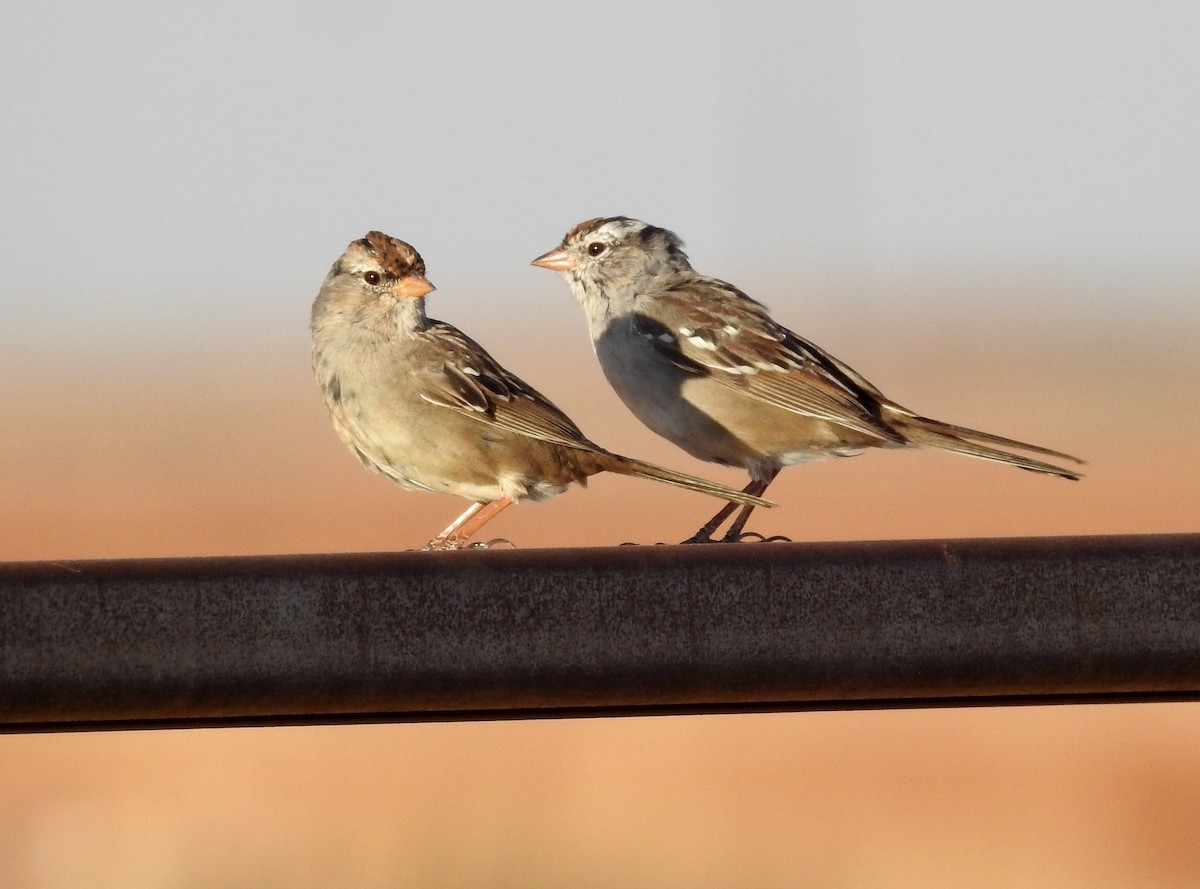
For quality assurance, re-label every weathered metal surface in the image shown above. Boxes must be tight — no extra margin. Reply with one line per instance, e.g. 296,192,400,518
1,535,1197,732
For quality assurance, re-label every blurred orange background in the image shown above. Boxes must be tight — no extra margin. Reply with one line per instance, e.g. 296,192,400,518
3,275,1194,559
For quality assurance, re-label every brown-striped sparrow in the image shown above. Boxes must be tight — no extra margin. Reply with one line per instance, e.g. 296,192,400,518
311,231,772,550
533,216,1084,543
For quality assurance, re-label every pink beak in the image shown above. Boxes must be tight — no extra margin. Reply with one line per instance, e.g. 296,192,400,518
531,247,575,272
392,274,436,299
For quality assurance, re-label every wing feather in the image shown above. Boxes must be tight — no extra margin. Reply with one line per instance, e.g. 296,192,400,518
634,281,898,442
416,322,595,449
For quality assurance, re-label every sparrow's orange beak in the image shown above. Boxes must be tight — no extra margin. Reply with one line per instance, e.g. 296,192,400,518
392,274,435,299
531,248,575,272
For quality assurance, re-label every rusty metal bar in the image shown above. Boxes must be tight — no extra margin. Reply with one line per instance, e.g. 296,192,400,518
1,534,1197,732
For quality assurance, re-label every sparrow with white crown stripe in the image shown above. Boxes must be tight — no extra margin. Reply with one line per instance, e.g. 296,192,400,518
534,216,1084,543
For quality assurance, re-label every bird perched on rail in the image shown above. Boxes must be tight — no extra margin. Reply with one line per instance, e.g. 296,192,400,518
311,231,773,550
533,216,1084,543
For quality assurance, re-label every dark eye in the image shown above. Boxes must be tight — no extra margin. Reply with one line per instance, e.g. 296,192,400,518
363,271,381,285
587,242,607,257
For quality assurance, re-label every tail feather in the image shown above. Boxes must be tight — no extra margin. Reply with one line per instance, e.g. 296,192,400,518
599,453,774,508
887,410,1085,480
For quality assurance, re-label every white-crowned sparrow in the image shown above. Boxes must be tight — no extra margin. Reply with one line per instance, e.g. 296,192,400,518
311,231,772,550
532,216,1084,543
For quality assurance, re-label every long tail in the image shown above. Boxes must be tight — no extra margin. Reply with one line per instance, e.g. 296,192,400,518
884,407,1085,480
598,452,775,507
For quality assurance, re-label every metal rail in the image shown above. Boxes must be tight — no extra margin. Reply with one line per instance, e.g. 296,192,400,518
1,534,1197,733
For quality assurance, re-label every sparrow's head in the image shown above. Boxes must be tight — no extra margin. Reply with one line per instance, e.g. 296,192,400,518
330,231,436,301
531,217,692,293
313,231,437,335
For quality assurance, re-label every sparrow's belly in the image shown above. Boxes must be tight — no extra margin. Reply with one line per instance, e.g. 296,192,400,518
593,326,760,468
319,362,579,503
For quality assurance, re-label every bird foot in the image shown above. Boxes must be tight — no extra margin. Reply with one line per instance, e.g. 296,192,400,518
419,539,463,552
419,536,516,552
470,537,517,550
679,530,792,544
725,531,792,544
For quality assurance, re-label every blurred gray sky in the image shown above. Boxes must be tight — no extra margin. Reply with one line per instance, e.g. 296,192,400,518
1,1,1196,349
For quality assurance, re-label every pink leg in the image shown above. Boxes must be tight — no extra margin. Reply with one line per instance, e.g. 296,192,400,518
423,497,516,551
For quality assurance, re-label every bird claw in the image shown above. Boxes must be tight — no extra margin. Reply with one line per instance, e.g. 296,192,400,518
725,531,792,544
679,530,792,544
419,536,516,552
470,537,517,550
419,540,460,552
